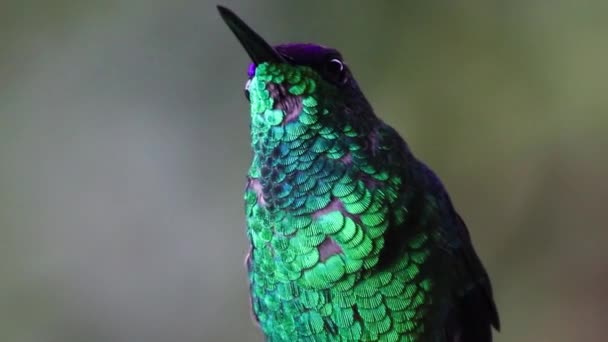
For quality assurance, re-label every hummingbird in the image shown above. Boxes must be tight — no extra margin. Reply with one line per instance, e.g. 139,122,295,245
218,6,499,342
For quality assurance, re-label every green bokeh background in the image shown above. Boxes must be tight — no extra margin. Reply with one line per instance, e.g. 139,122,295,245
1,1,606,341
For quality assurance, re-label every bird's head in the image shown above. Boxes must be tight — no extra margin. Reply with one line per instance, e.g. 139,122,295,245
218,6,376,145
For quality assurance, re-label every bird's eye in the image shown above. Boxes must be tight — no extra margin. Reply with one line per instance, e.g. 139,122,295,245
327,58,344,73
324,58,347,84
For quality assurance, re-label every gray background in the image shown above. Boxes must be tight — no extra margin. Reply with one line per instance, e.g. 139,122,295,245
1,1,606,341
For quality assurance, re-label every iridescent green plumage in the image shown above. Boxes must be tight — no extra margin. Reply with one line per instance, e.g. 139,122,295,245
245,63,433,341
219,6,499,342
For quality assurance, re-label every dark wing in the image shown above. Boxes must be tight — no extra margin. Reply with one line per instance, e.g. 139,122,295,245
442,210,500,342
434,198,500,342
415,161,499,342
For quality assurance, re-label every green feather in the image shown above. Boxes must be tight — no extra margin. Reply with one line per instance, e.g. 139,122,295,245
243,61,444,341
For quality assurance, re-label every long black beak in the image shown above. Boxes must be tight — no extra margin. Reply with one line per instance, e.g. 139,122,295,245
217,6,286,65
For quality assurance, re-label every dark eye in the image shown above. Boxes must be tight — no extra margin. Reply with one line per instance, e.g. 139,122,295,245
324,58,347,84
327,58,344,73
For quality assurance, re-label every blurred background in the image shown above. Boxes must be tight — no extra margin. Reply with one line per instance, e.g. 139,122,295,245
1,1,606,341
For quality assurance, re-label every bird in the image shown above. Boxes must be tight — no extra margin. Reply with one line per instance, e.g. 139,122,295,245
217,6,500,342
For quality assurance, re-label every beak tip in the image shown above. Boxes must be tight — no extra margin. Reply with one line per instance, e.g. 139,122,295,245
216,5,235,24
216,5,229,17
